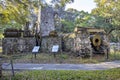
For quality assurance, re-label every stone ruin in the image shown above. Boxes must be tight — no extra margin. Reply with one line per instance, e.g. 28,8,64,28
63,29,92,56
2,28,36,54
2,38,36,54
2,6,62,54
40,7,62,52
41,7,55,36
2,6,102,57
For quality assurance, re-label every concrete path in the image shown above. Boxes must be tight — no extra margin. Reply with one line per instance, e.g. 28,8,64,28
2,60,120,70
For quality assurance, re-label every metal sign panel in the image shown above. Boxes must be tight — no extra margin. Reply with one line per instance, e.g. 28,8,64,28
52,45,59,52
32,46,40,53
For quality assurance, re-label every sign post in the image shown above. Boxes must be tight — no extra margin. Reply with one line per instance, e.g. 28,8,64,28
10,58,14,77
32,46,40,59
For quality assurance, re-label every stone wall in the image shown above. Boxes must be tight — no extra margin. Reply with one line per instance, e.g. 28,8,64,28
74,32,92,56
2,38,36,54
41,37,62,53
41,7,55,37
63,32,92,56
62,33,75,52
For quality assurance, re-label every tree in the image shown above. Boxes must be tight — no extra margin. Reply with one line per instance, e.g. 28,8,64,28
0,0,44,33
0,0,29,27
92,0,120,42
92,0,120,30
51,0,74,12
61,19,75,33
75,11,95,27
51,0,74,7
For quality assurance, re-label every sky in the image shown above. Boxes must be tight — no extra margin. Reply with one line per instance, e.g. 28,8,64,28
46,0,96,13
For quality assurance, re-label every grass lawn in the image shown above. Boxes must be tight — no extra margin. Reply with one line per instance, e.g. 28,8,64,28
1,68,120,80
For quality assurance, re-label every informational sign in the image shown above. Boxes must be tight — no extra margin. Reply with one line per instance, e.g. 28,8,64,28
32,46,40,53
52,45,59,52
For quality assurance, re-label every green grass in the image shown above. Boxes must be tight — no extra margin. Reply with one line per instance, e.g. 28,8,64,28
1,68,120,80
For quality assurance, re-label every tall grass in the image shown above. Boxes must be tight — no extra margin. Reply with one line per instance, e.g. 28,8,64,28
1,51,120,64
109,51,120,60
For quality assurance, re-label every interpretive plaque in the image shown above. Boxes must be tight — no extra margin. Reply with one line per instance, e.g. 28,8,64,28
32,46,40,53
52,45,59,52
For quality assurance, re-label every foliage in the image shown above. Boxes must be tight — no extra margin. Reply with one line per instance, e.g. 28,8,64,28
61,9,96,33
0,0,44,33
110,30,120,42
92,0,120,42
0,0,29,26
66,8,78,13
51,0,74,7
61,19,75,33
2,68,120,80
75,11,95,27
92,1,120,29
51,0,74,18
0,33,3,39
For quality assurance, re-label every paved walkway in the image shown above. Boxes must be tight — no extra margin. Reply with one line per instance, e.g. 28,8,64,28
2,60,120,70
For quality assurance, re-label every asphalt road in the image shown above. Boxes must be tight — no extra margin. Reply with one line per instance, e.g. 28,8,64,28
2,60,120,70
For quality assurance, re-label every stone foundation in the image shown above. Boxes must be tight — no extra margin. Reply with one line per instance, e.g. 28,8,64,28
2,38,36,54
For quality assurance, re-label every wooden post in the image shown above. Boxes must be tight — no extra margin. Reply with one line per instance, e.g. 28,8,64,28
90,50,93,60
10,59,15,77
34,53,37,59
53,52,56,58
0,62,2,78
106,49,109,60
